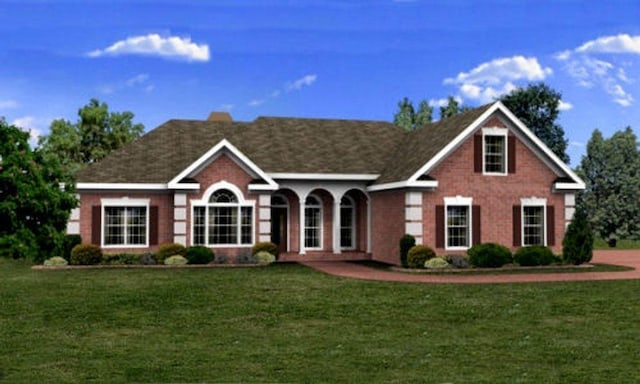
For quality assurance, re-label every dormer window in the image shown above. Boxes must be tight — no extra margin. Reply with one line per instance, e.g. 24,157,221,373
482,127,509,175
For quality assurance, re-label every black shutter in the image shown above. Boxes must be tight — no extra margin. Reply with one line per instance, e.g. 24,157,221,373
149,206,159,246
435,205,445,248
474,135,483,173
472,205,481,245
546,205,555,246
92,206,101,245
508,135,516,174
513,205,521,247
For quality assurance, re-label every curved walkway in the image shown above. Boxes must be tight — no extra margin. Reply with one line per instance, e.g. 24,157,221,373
301,250,640,284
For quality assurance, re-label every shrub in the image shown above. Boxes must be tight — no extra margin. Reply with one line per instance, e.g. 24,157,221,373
252,242,279,259
562,208,594,265
185,246,214,264
467,243,512,268
43,256,68,266
255,251,276,264
138,253,157,265
164,255,188,265
399,234,416,268
156,243,186,264
214,253,228,264
70,244,103,265
425,257,450,269
236,252,257,264
407,245,436,269
445,254,469,269
102,253,139,265
62,235,82,261
514,246,555,266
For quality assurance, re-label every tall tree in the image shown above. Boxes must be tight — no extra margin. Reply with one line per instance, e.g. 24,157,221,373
0,119,77,261
38,98,144,176
393,97,433,130
439,96,461,120
577,127,640,240
501,83,569,163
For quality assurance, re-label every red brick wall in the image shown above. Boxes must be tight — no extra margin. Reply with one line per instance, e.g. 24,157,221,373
423,126,565,254
370,190,405,264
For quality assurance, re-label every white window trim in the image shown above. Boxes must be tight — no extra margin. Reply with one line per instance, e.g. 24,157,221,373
521,197,547,247
340,195,356,250
482,127,508,176
190,181,255,248
304,194,323,250
101,197,150,248
444,196,473,251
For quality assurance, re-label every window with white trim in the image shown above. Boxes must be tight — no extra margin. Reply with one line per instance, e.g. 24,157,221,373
483,127,508,175
192,187,254,246
522,206,545,246
444,196,472,250
102,198,149,247
304,195,322,249
340,196,355,249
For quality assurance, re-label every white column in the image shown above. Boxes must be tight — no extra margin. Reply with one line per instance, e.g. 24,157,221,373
299,200,306,255
333,199,342,254
366,198,372,253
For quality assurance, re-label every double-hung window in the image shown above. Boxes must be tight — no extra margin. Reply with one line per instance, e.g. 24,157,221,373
444,196,472,250
521,198,546,246
483,127,508,175
304,195,322,249
102,198,149,247
192,186,254,246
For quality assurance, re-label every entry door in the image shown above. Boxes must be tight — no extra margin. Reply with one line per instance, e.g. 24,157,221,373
271,207,288,253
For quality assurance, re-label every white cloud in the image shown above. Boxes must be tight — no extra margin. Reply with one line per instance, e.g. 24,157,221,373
576,34,640,54
569,141,585,148
99,73,153,95
0,100,19,109
11,116,44,148
88,33,210,62
443,56,552,103
558,100,573,111
248,99,265,107
219,104,234,111
428,96,462,108
286,74,317,92
556,34,640,107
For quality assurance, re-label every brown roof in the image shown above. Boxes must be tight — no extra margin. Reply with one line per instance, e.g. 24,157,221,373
76,104,493,185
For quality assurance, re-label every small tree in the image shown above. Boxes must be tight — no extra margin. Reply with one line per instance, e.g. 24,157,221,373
399,234,416,267
562,208,594,265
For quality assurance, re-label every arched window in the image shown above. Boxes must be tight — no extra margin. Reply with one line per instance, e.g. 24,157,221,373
340,196,356,249
193,187,253,246
304,195,322,249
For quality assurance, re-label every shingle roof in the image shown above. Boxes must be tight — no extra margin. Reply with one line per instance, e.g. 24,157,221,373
76,104,499,186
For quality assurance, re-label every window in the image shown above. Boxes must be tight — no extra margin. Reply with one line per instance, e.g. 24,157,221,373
304,195,322,249
483,127,508,175
444,196,472,250
340,196,355,249
523,206,545,246
192,185,254,246
101,198,149,247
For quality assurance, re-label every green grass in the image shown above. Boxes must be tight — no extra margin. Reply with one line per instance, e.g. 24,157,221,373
2,258,640,383
594,237,640,250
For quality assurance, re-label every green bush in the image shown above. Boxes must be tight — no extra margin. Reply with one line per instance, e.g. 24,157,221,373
399,234,416,268
236,252,257,264
70,244,103,265
563,208,594,265
156,243,186,264
445,254,469,269
252,242,279,259
185,246,214,264
43,256,68,266
214,253,228,264
514,246,555,266
467,243,512,268
62,235,82,261
102,253,139,265
407,245,436,269
425,257,450,269
255,251,276,264
138,253,157,265
164,255,188,265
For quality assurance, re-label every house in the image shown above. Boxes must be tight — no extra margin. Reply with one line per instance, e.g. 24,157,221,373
68,101,585,264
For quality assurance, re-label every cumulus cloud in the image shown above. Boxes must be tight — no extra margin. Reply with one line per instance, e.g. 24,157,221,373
443,56,552,103
428,96,462,108
286,74,318,92
0,100,19,109
556,34,640,107
558,100,573,111
88,33,210,62
11,116,44,148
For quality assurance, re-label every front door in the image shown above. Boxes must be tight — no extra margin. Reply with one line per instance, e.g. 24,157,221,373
271,207,288,253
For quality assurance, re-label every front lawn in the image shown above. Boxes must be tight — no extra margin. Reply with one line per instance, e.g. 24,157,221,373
1,259,639,383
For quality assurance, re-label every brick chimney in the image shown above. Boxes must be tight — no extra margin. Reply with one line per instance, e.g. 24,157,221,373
207,112,232,122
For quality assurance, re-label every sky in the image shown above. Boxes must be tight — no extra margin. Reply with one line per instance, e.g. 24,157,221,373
1,0,640,166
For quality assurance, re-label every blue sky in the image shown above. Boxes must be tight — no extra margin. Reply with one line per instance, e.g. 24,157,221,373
1,0,639,166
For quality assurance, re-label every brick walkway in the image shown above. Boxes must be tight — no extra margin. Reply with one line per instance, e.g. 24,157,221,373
301,250,640,284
